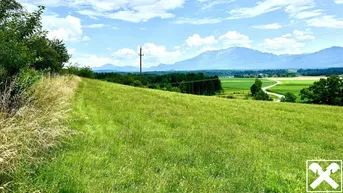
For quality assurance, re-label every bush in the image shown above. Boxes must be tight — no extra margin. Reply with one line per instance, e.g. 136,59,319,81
0,69,42,115
64,65,94,78
133,80,143,87
169,87,181,93
255,90,271,101
281,92,297,103
251,79,262,96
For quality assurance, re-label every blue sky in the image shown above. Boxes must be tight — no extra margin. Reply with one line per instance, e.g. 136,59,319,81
19,0,343,68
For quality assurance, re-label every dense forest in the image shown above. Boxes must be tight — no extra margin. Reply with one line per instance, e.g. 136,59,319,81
298,68,343,76
95,72,222,95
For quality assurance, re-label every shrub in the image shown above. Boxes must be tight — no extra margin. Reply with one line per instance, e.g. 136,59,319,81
64,65,95,78
255,90,271,101
0,69,42,115
133,80,143,87
281,92,297,103
250,79,262,96
169,87,181,93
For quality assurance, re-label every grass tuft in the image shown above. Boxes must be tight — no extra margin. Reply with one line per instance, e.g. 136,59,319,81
0,75,80,190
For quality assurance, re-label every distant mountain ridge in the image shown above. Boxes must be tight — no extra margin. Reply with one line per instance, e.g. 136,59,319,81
92,46,343,72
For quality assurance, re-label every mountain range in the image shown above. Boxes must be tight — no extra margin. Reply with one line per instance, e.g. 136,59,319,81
92,46,343,72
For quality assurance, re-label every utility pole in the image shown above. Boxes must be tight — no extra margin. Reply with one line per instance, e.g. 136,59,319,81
139,46,144,77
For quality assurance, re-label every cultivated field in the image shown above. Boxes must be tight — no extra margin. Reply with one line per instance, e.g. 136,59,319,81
267,77,324,96
220,78,276,99
12,78,343,192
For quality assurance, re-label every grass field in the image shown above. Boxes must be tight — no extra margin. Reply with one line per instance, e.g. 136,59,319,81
12,78,343,192
267,77,323,97
220,78,276,93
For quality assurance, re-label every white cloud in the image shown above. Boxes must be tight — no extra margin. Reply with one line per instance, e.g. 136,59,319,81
228,0,315,19
71,55,119,67
176,0,318,25
218,31,251,48
307,15,343,28
184,31,251,54
21,0,185,23
174,17,226,25
293,10,322,19
68,48,76,55
293,30,315,41
198,46,218,53
113,48,137,58
140,43,182,65
262,37,303,53
252,23,282,29
82,36,91,41
201,0,236,9
111,43,182,67
84,24,107,28
258,30,315,54
335,0,343,4
42,15,87,42
185,34,216,48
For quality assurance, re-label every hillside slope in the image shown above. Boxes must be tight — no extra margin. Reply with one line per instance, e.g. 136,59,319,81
17,79,343,192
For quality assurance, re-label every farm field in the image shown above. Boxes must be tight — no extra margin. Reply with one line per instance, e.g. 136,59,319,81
219,78,276,99
12,78,343,192
267,77,324,96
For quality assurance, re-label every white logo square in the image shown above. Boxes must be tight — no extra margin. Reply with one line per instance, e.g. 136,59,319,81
306,160,343,192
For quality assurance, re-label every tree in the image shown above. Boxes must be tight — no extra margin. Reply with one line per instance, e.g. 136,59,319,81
281,92,297,103
0,0,69,76
30,37,70,72
251,78,262,96
255,90,271,101
300,75,343,106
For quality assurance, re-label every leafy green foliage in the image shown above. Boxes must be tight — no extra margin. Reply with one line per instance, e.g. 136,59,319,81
95,72,222,95
300,75,343,106
0,69,42,114
249,79,272,101
30,37,70,73
0,0,69,77
255,90,271,101
250,78,262,96
281,92,297,103
0,0,70,114
64,66,95,78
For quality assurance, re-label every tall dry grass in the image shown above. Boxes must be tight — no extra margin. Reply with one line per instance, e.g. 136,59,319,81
0,75,80,189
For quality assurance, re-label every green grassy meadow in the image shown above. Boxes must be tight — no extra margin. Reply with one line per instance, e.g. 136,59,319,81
267,80,316,96
219,78,276,99
220,78,276,92
13,78,343,192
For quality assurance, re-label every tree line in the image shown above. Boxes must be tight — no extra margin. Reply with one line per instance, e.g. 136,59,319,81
94,72,222,95
298,68,343,76
0,0,70,113
300,75,343,106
